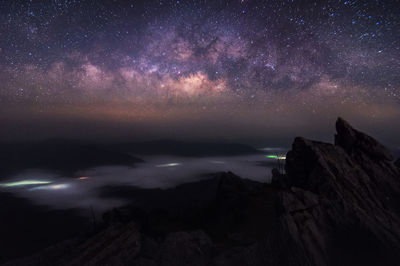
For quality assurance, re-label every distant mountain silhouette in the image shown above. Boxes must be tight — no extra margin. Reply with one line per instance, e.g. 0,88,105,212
0,139,143,176
0,139,261,177
111,139,262,156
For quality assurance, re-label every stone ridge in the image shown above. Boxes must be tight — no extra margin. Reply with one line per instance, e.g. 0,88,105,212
272,117,400,266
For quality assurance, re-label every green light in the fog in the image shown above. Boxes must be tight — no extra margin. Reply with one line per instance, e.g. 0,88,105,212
266,155,286,160
0,180,52,187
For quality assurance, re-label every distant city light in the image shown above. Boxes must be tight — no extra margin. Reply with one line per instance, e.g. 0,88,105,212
79,176,89,180
0,180,52,187
29,184,70,191
266,155,286,160
210,160,225,164
155,163,181,167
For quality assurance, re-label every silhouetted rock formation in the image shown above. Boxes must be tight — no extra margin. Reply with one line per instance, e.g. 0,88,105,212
335,117,394,161
269,117,400,266
4,118,400,266
396,158,400,168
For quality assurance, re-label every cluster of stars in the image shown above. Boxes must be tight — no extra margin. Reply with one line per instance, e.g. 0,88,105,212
0,0,399,141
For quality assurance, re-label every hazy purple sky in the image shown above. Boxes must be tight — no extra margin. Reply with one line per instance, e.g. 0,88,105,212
1,0,399,146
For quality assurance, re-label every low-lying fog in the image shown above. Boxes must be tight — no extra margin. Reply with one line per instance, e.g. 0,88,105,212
0,150,287,214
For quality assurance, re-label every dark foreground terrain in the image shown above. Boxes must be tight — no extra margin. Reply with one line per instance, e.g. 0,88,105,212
2,118,400,266
0,193,90,264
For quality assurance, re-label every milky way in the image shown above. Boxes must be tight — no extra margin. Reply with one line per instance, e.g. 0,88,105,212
0,0,399,145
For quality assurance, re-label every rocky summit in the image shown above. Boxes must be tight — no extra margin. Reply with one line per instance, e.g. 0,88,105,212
269,117,400,266
4,118,400,266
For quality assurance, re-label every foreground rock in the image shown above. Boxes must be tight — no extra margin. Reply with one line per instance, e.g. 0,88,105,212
270,117,400,266
4,118,400,266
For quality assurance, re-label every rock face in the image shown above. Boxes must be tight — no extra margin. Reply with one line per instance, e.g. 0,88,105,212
271,117,400,266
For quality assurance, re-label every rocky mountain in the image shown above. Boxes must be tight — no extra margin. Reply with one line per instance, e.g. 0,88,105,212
4,118,400,266
267,117,400,266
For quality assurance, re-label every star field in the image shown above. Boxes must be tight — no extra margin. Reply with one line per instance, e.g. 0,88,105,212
0,0,399,144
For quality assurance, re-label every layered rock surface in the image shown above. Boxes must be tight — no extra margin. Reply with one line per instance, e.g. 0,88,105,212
269,117,400,266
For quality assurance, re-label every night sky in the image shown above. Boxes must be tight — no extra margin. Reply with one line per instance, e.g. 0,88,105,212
0,0,399,146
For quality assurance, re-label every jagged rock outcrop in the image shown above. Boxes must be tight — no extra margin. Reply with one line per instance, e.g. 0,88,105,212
335,117,394,161
270,117,400,266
